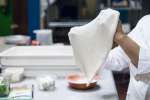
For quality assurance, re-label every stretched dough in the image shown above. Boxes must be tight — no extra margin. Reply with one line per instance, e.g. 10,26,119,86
69,9,120,82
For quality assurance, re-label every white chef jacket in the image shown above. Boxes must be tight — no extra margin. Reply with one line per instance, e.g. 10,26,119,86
103,15,150,100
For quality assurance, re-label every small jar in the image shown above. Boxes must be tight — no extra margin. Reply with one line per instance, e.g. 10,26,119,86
0,78,10,97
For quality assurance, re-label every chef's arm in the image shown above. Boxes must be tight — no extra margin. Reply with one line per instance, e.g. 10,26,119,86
114,22,140,67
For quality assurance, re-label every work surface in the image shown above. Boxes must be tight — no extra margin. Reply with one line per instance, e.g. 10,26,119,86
0,44,119,100
11,70,118,100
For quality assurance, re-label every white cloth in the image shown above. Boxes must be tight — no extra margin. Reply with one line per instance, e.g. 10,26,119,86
69,9,120,81
103,15,150,100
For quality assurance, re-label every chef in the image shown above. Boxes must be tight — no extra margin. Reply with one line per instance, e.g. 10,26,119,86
103,15,150,100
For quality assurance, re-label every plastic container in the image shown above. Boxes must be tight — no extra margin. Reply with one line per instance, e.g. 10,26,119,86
33,29,53,45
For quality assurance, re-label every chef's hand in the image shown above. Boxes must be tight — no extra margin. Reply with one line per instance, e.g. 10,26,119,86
113,21,140,67
114,21,126,44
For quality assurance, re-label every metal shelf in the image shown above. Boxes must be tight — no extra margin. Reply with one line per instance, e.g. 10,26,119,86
113,7,142,10
48,21,89,28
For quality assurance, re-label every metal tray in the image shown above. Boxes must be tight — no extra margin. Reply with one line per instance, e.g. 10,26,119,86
0,46,79,77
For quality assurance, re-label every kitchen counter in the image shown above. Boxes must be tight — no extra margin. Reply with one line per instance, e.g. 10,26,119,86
0,44,119,100
11,70,118,100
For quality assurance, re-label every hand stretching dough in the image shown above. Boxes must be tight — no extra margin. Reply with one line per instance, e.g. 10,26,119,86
68,9,120,82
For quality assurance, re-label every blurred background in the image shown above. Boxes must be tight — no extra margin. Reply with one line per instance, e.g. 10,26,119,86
0,0,149,100
0,0,148,44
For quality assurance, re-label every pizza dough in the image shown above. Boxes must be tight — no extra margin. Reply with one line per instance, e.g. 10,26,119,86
68,9,120,82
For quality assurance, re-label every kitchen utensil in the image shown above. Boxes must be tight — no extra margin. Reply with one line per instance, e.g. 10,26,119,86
66,73,99,90
5,35,30,45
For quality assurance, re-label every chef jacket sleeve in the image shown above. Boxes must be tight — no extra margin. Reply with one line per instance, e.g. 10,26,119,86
102,15,143,71
132,47,150,84
103,15,148,72
137,47,150,74
103,46,130,71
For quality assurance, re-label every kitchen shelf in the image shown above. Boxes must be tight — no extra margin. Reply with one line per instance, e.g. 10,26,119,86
48,21,89,28
113,7,142,10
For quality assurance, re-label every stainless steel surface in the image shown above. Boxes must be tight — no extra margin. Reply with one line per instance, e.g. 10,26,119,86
11,70,119,100
0,44,118,99
0,45,14,52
